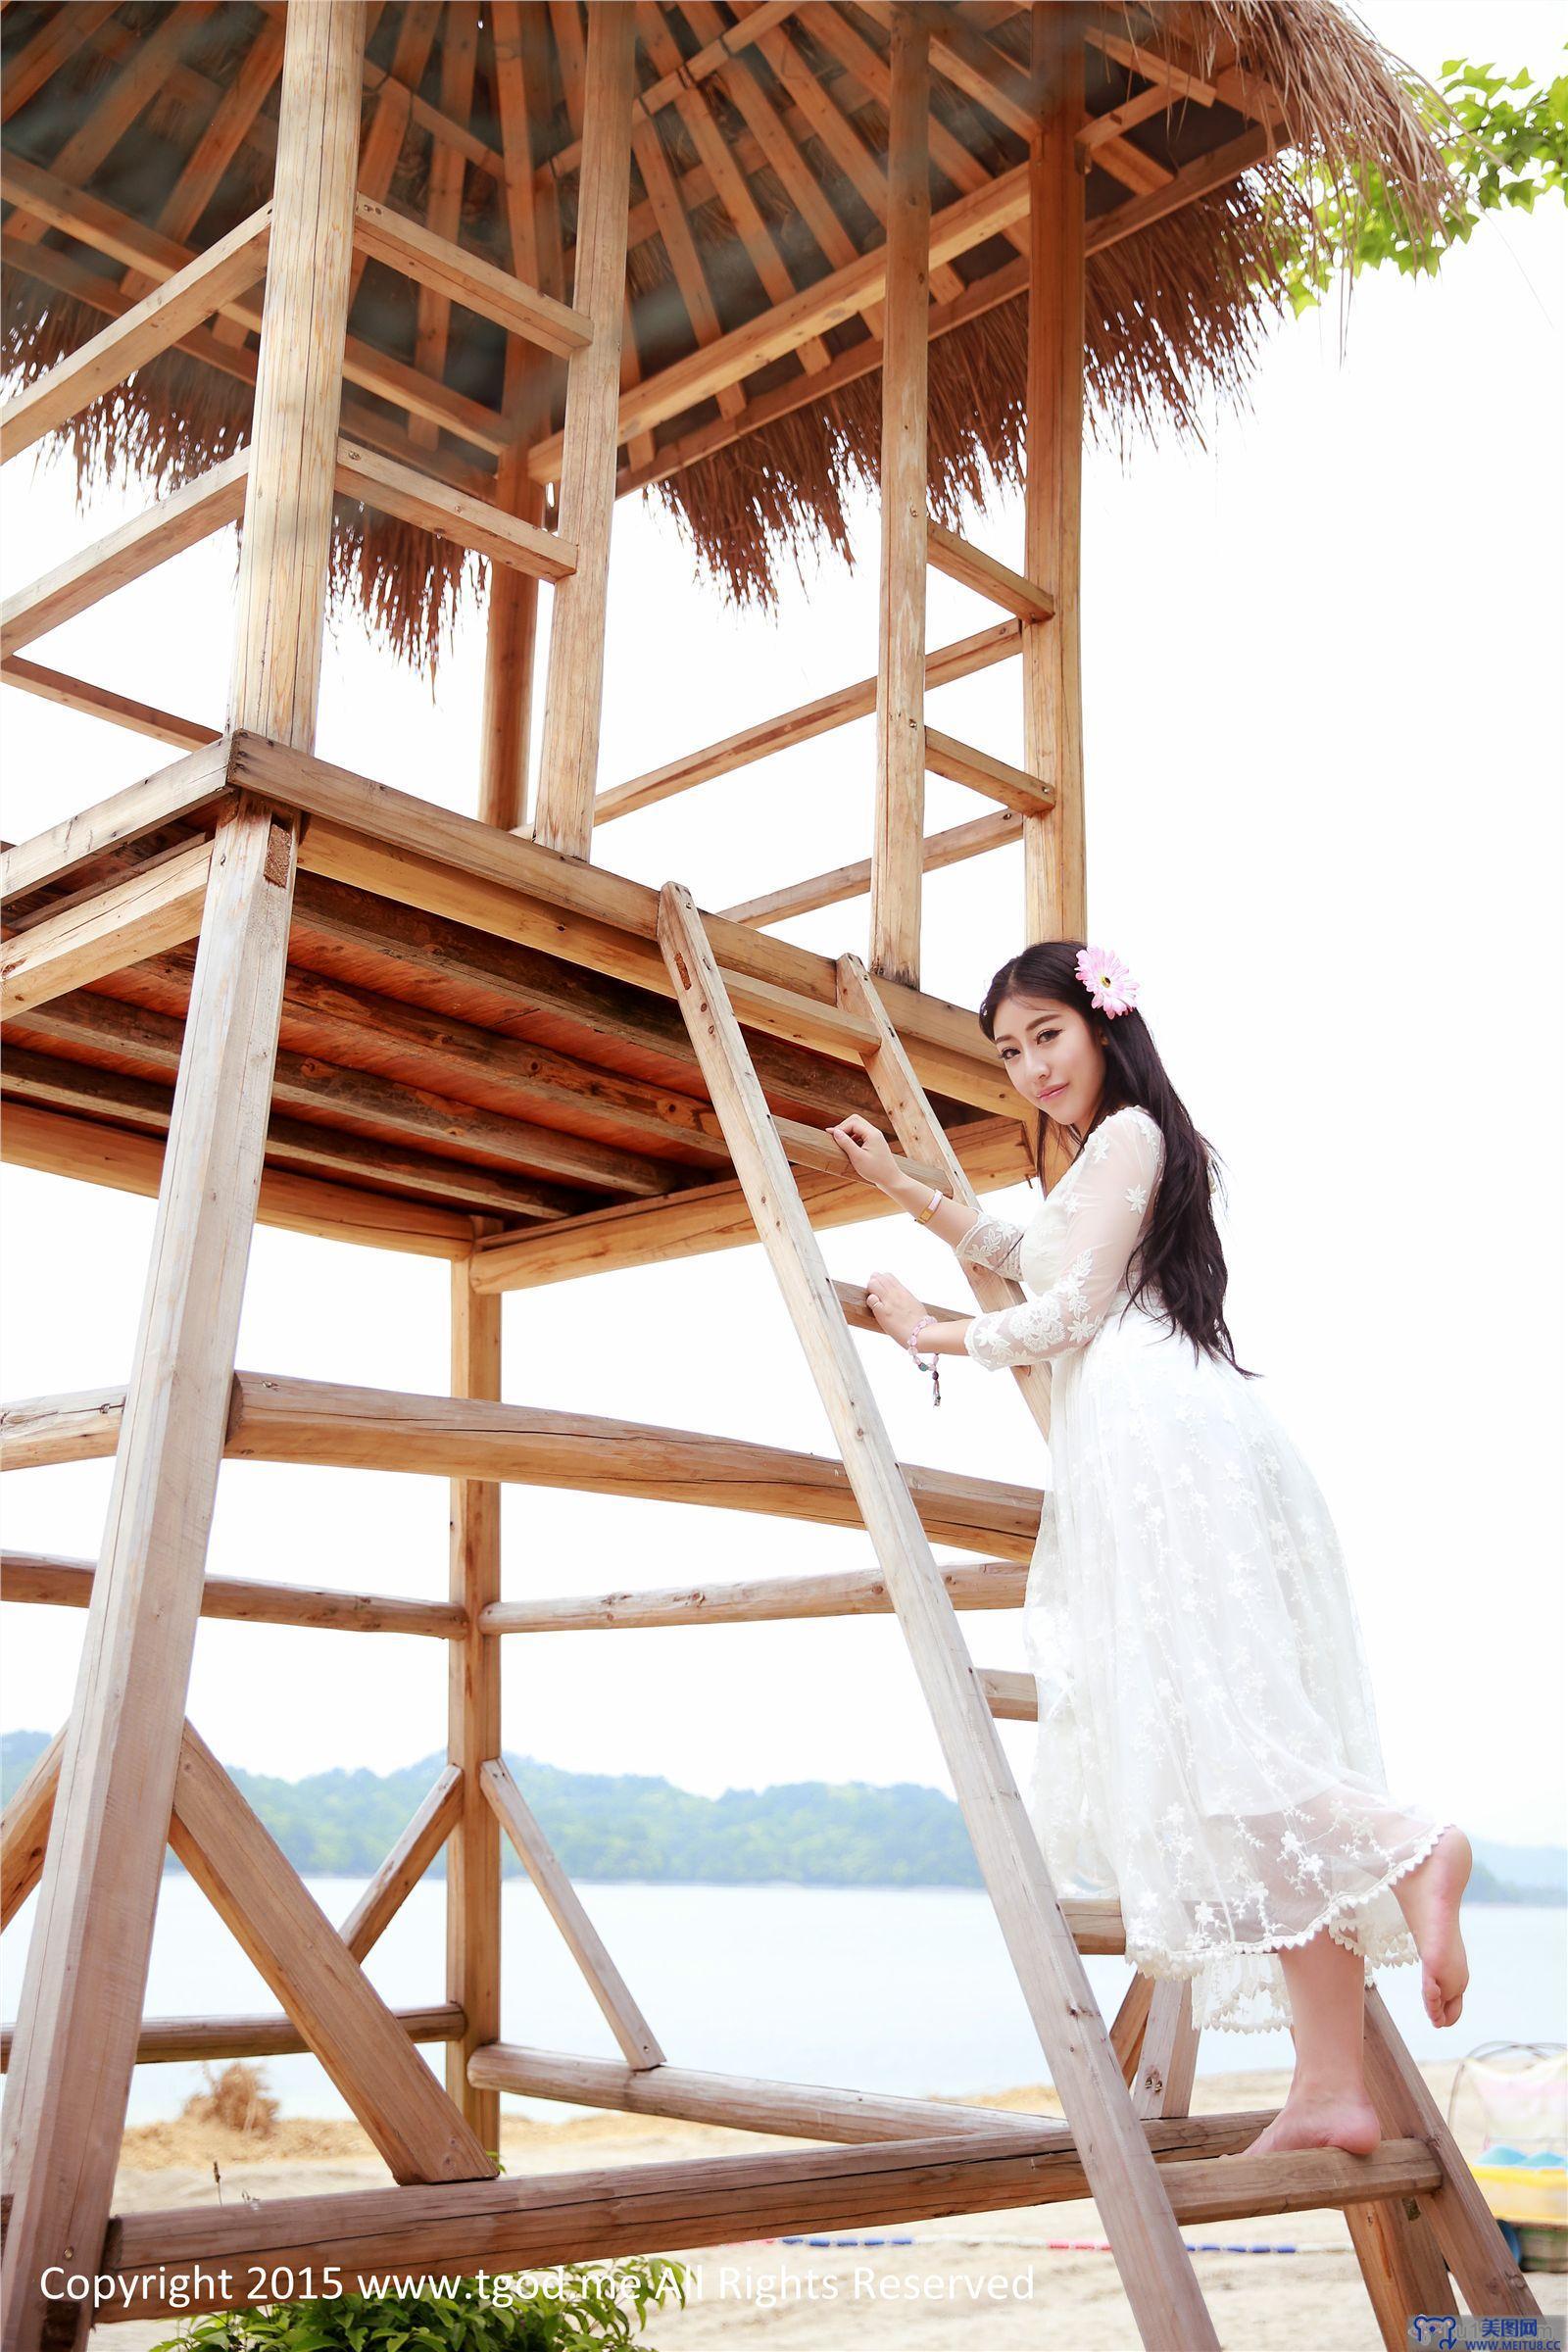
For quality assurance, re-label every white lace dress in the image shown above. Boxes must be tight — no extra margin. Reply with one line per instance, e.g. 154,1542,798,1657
956,1103,1447,2034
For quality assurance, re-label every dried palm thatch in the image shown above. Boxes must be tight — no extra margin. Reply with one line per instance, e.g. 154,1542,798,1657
0,0,1461,671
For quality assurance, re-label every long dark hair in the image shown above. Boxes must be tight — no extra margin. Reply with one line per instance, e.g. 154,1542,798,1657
977,942,1258,1379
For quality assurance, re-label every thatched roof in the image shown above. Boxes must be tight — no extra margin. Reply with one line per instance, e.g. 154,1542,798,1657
2,0,1458,670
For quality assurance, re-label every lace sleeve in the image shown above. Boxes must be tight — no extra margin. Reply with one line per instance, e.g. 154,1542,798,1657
962,1108,1163,1371
954,1207,1028,1282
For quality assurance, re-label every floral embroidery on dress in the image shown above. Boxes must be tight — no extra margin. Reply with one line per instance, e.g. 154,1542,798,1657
946,1099,1446,2034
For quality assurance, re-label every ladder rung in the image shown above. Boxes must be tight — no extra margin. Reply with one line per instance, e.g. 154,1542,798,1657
925,727,1054,815
1159,2137,1443,2225
927,521,1056,620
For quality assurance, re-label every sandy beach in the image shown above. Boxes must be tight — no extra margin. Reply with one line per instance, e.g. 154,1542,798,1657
84,2059,1557,2351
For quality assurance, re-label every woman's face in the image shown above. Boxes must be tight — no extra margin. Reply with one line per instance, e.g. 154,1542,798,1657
990,993,1106,1133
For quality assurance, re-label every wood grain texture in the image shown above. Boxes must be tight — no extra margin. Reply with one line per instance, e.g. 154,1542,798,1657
227,0,366,748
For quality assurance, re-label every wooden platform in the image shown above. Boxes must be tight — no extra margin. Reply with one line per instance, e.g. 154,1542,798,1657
1,729,1035,1271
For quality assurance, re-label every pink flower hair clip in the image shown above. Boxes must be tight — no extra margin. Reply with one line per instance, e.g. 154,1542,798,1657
1076,945,1140,1018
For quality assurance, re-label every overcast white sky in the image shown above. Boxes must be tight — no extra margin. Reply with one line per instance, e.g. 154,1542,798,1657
2,3,1564,1853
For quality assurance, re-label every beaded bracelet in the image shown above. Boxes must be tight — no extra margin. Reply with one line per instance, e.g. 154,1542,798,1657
907,1314,942,1407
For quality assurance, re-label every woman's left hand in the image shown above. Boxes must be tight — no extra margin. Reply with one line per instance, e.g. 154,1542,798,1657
863,1270,927,1349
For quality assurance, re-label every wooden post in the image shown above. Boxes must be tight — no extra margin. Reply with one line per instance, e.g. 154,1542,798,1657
1022,6,1086,942
447,1255,503,2148
0,801,300,2352
227,0,367,749
869,6,931,990
530,1,635,858
478,447,544,829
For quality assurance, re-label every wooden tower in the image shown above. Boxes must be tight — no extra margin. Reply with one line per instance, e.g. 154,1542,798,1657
0,4,1542,2345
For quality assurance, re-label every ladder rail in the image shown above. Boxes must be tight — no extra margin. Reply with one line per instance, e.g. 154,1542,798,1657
657,878,1220,2349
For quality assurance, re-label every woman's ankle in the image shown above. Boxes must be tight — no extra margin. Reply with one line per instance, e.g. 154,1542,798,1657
1289,2068,1372,2107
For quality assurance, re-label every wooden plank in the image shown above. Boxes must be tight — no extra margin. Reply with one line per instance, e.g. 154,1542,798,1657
655,883,1217,2342
446,1266,503,2147
479,1558,1027,1633
721,811,1022,927
335,438,575,579
342,1764,465,1961
0,204,272,462
228,0,364,749
529,161,1033,480
0,450,249,658
88,2113,1410,2321
481,1759,663,2066
0,657,217,750
924,727,1054,815
0,1376,1047,1561
169,1721,494,2181
0,2005,466,2073
0,801,302,2352
1,1550,466,1639
353,195,589,357
410,2,479,454
871,6,931,990
467,1113,1034,1292
0,741,231,903
0,1727,64,1929
1131,1979,1200,2120
468,2039,1057,2138
599,622,1024,820
1361,1984,1542,2316
1023,12,1086,942
0,1084,496,1253
0,151,514,456
1345,2191,1457,2349
926,522,1055,620
0,839,212,1019
0,1,119,122
531,2,636,854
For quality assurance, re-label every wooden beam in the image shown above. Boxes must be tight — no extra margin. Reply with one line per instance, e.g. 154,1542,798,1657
1,1550,466,1638
528,161,1032,480
481,1759,663,2066
352,193,589,355
168,1720,495,2181
599,622,1024,821
0,802,301,2352
228,0,365,749
1,1374,1048,1562
342,1765,465,1961
335,438,575,579
73,2124,1442,2322
1023,13,1086,941
871,7,932,991
0,740,231,903
654,882,1212,2346
446,1263,502,2148
0,657,217,750
480,1557,1026,1633
924,727,1054,815
0,204,272,462
531,2,636,855
0,152,514,457
720,810,1023,928
0,1728,64,1930
466,1111,1032,1293
0,839,212,1019
926,522,1055,620
0,450,249,658
0,1,119,122
0,2005,466,2073
467,2039,1054,2138
410,2,478,453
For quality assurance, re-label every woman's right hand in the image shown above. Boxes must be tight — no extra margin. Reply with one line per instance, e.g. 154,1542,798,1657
827,1115,902,1193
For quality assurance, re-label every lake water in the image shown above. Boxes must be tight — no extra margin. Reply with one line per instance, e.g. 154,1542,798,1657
4,1880,1563,2126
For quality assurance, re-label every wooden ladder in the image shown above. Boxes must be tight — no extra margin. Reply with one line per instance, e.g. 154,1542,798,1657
656,879,1541,2351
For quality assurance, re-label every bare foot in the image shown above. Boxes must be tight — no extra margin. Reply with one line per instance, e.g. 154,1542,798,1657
1241,2091,1383,2160
1394,1826,1473,2029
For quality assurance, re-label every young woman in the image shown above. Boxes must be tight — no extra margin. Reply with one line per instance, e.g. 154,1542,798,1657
827,939,1471,2160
